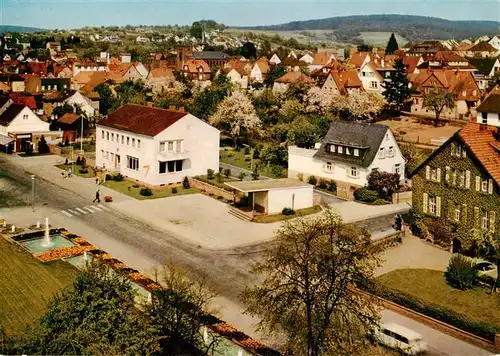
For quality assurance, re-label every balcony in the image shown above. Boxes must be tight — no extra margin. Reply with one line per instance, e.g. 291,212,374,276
157,149,189,161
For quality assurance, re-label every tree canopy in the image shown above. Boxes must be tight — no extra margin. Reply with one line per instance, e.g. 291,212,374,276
423,88,455,126
382,58,411,113
385,33,399,55
241,207,381,355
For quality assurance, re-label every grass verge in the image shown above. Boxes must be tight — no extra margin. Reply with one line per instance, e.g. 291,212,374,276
0,237,77,336
254,205,322,223
103,179,200,200
374,268,500,339
55,164,96,178
219,147,288,179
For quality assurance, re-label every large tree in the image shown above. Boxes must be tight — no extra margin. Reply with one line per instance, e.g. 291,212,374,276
385,33,399,55
240,41,257,59
330,91,386,121
264,65,286,87
209,91,262,146
94,82,117,115
382,58,411,113
241,208,381,355
423,88,455,127
18,262,160,355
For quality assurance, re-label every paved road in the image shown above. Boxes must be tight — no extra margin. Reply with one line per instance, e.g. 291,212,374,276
0,156,495,355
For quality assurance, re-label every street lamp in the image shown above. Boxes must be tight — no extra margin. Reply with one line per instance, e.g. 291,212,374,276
31,175,35,212
80,115,84,156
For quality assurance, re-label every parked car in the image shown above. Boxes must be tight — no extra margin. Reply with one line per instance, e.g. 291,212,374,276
474,260,497,281
373,323,428,355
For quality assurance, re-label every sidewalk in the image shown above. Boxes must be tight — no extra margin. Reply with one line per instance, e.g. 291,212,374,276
1,154,132,204
330,201,410,223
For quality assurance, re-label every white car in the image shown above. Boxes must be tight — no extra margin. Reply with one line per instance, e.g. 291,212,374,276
373,323,428,355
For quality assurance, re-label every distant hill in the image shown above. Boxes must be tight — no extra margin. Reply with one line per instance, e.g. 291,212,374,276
240,15,500,43
0,25,44,34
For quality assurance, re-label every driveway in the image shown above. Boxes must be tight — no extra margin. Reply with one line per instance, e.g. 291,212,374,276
113,194,281,249
376,235,451,276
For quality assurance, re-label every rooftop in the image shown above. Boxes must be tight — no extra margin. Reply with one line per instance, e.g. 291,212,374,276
224,178,310,193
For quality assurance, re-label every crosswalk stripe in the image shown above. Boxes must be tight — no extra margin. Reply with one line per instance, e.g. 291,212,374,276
61,210,72,217
75,207,87,214
98,204,110,211
83,207,95,213
68,209,80,216
86,205,101,212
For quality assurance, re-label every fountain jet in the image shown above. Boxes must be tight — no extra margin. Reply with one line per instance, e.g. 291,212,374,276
42,217,52,247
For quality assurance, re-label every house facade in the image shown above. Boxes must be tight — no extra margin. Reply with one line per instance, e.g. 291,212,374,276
410,122,500,248
96,104,219,186
288,121,405,200
64,91,97,117
476,88,500,126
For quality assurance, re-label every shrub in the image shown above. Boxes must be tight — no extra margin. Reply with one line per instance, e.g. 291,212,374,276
76,156,82,165
223,168,231,178
217,195,223,200
367,170,400,198
79,168,88,174
234,146,241,152
81,157,87,166
269,164,283,178
171,187,178,194
113,173,124,182
207,169,215,180
244,157,251,162
297,173,303,182
238,172,246,181
318,178,327,189
105,173,113,181
328,181,337,193
251,167,260,180
38,135,50,154
372,199,386,205
252,149,260,159
307,175,317,185
104,196,113,202
353,187,379,202
215,172,223,183
139,188,153,196
244,146,251,155
183,176,190,189
445,254,477,290
227,154,233,158
282,207,295,216
132,184,140,188
65,158,68,165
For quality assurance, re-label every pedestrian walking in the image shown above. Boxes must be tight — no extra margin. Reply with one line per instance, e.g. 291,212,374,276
93,189,100,203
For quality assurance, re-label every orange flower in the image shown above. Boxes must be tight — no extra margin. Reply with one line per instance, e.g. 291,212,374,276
38,245,94,262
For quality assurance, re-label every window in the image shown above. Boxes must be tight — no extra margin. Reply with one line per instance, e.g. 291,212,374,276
137,139,141,149
481,112,488,124
101,130,104,139
105,151,109,159
127,137,130,145
388,146,394,157
394,164,401,175
459,171,466,187
110,152,114,161
167,141,174,151
429,196,437,214
121,135,124,144
329,145,335,153
462,90,466,96
369,81,378,89
106,132,109,140
325,162,333,172
126,156,139,171
455,204,462,222
472,90,477,96
350,166,358,178
345,147,351,155
481,179,488,192
111,133,114,141
132,138,136,148
378,148,385,158
159,142,165,152
430,167,437,181
456,145,462,157
354,148,359,157
101,149,104,158
482,211,489,230
338,146,343,154
176,140,182,152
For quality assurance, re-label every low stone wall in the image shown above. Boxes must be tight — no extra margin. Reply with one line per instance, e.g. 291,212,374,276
353,288,500,353
392,191,412,205
188,178,238,202
48,144,62,155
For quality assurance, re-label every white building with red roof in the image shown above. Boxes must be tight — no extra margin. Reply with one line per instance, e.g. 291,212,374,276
96,104,220,186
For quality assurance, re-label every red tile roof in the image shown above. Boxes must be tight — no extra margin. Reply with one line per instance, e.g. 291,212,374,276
9,94,37,110
331,70,363,95
28,62,48,75
402,56,422,74
459,122,500,184
98,104,188,137
348,52,370,69
275,71,313,84
57,113,80,125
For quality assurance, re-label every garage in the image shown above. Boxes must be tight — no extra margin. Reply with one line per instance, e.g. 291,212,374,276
225,178,314,215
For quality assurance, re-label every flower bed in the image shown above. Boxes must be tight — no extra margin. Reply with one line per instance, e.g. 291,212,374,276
38,245,96,262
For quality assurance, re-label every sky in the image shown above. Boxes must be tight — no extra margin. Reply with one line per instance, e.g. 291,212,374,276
1,0,499,29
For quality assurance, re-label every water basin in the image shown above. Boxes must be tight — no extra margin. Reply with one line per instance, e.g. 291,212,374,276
21,234,75,253
65,253,94,268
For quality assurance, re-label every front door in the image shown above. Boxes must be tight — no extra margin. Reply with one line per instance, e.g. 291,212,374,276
115,154,120,169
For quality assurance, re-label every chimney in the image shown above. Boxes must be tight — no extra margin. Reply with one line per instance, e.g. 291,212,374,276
178,106,185,112
168,105,176,111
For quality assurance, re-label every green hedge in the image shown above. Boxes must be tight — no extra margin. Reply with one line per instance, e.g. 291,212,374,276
359,280,500,341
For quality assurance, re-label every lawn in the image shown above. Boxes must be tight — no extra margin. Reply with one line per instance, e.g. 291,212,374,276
0,237,77,336
103,179,200,200
219,147,288,179
254,205,323,223
55,164,96,178
195,174,237,190
376,269,500,329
